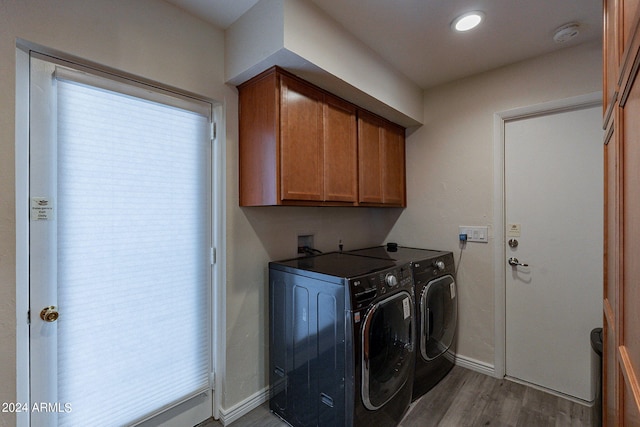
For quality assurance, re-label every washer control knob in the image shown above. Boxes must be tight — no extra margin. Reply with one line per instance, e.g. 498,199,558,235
434,260,446,271
385,273,398,287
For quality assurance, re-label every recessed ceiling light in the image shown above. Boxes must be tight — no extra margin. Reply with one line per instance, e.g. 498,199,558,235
452,11,484,32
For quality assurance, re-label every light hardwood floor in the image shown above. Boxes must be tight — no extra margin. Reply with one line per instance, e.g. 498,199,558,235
199,366,595,427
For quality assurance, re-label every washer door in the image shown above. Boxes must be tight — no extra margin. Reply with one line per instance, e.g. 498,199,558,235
421,274,457,361
361,291,414,410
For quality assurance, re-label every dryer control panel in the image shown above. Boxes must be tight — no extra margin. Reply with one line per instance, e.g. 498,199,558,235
349,264,413,309
412,253,455,285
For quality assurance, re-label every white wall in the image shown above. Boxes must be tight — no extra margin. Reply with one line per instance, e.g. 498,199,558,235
387,40,603,366
282,0,423,126
224,0,285,83
225,0,423,127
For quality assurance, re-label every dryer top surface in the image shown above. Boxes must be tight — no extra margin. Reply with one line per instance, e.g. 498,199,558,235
348,246,450,264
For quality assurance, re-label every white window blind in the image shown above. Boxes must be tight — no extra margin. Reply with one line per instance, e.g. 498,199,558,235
55,74,211,426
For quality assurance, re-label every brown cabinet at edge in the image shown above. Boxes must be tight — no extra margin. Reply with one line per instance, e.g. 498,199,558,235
358,110,406,206
238,66,406,207
602,0,640,426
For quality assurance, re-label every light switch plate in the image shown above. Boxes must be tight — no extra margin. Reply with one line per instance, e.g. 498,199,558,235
459,226,489,243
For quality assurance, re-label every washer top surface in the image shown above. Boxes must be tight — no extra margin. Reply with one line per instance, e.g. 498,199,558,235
348,246,449,264
270,252,396,279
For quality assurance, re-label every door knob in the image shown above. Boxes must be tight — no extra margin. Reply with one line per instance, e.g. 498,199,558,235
40,306,59,322
508,257,529,267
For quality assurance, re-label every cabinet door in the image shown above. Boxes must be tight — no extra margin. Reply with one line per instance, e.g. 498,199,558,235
238,70,279,206
358,111,384,204
620,68,640,427
603,118,617,427
358,111,406,206
604,3,640,425
382,122,406,206
280,74,324,201
324,96,357,202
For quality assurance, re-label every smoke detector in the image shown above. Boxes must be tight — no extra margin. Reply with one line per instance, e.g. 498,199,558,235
553,22,581,44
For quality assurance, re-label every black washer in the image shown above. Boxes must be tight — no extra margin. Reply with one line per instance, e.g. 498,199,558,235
269,252,415,427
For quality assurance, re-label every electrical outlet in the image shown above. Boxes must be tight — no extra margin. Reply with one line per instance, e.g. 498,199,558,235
297,234,314,255
458,226,489,243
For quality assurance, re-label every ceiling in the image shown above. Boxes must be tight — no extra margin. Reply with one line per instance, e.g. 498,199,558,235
164,0,602,90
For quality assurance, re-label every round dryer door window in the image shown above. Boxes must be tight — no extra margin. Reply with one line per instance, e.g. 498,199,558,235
420,274,457,361
361,291,414,410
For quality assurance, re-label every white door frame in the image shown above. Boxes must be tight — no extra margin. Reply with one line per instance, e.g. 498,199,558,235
492,91,602,379
15,45,31,427
15,44,227,426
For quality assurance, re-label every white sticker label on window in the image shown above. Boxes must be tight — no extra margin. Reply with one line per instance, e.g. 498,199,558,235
31,197,54,221
403,297,410,319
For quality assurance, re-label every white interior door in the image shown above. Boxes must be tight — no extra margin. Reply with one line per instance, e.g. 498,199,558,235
504,104,603,402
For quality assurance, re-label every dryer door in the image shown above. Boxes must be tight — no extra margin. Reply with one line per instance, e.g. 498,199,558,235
421,274,457,361
361,291,414,410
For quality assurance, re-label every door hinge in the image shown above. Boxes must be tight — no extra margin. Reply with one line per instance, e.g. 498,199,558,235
211,122,216,141
27,310,30,325
210,372,215,389
210,247,216,265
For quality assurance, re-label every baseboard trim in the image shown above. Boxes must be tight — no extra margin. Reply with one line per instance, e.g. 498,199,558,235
218,387,270,426
505,375,594,407
455,354,497,378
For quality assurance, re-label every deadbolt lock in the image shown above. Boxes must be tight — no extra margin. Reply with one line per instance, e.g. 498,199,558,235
40,306,59,323
508,239,519,248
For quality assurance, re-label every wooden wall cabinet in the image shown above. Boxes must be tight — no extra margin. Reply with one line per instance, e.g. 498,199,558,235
279,72,325,202
238,67,405,207
602,1,640,425
357,110,406,206
323,96,360,202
